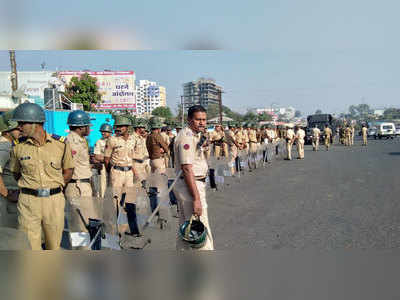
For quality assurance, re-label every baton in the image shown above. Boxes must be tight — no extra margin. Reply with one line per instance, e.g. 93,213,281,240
141,170,182,231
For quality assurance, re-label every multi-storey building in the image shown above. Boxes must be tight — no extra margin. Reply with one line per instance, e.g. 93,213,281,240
182,78,222,110
135,80,166,116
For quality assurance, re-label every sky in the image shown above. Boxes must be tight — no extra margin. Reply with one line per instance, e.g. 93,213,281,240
1,0,400,115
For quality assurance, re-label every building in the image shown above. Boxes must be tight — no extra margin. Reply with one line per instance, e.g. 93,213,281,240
255,106,296,120
0,71,57,110
182,78,222,110
135,80,166,116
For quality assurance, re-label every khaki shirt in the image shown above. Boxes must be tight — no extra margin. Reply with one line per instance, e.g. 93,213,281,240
225,129,237,147
160,132,170,146
132,132,149,161
10,133,74,189
66,131,92,179
104,135,135,167
174,127,208,177
235,130,244,144
312,127,321,138
243,130,249,143
324,128,332,138
93,138,107,156
248,129,257,143
210,130,224,142
296,129,306,141
146,132,169,160
286,129,295,141
0,136,18,190
362,127,368,136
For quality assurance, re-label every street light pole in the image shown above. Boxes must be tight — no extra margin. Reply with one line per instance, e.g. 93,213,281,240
9,50,19,103
181,95,185,128
218,90,223,124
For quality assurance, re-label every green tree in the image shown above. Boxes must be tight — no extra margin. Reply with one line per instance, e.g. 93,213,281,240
152,106,173,119
383,108,400,120
257,113,272,122
295,110,302,118
315,109,322,114
242,110,258,122
64,73,102,111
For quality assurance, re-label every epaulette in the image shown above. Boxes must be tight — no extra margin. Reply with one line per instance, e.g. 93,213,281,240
51,134,66,143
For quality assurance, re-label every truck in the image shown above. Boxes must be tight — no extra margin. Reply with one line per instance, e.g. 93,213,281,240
305,114,336,144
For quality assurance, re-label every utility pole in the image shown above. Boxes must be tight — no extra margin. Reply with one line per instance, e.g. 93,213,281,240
181,95,185,128
9,50,19,103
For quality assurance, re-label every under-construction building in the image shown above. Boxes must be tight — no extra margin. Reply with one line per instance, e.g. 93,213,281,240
182,78,222,110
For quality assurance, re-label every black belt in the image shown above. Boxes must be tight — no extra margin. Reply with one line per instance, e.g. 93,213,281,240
21,187,62,197
180,176,207,182
69,178,91,184
113,165,132,171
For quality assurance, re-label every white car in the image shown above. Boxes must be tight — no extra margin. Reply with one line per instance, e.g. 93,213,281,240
375,122,395,139
395,124,400,136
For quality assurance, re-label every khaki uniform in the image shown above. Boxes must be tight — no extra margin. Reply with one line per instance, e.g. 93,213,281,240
362,127,368,146
295,129,305,159
104,135,136,204
10,133,74,250
132,132,149,181
146,132,169,174
160,132,170,168
351,127,355,146
286,129,295,160
65,131,96,234
312,127,321,151
173,127,214,250
345,127,352,146
0,136,19,228
248,129,258,153
210,130,224,158
225,129,238,174
93,137,108,198
323,128,332,150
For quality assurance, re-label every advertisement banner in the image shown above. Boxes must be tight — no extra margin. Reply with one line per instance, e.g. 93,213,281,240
58,71,136,111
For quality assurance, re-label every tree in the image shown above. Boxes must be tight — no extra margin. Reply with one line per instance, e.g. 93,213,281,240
348,104,372,120
315,109,322,114
295,110,302,118
257,113,272,122
242,110,258,122
152,106,173,119
64,73,102,111
383,108,400,120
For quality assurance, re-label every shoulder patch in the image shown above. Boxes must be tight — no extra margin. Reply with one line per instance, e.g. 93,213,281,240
51,134,66,143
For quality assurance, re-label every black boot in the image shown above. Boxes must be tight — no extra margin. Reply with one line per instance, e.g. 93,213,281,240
125,203,140,236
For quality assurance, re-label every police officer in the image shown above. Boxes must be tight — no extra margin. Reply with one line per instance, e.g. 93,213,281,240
312,124,321,151
323,124,332,151
65,110,97,236
160,126,171,168
295,125,305,159
10,103,74,250
225,122,240,175
93,123,113,198
173,105,214,250
104,115,140,237
345,125,352,146
0,112,21,228
361,124,368,146
132,118,149,182
248,123,258,170
146,119,169,174
285,124,295,160
169,125,182,168
210,124,225,158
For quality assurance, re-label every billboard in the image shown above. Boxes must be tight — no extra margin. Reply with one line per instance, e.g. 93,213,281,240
58,71,136,111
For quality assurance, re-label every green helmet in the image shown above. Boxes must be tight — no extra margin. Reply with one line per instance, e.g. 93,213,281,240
149,117,163,129
12,102,45,123
113,115,131,126
67,110,91,126
175,124,183,129
0,110,19,132
134,118,147,128
100,123,113,132
178,216,208,249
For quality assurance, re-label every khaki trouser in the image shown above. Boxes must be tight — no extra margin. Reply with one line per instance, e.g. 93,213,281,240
362,134,367,145
325,137,331,150
286,140,293,160
65,182,97,234
18,191,65,250
0,195,18,228
214,145,221,158
312,138,319,151
150,158,166,174
229,145,238,174
164,155,170,169
297,140,304,159
173,179,214,251
133,161,148,182
345,135,351,146
99,168,108,198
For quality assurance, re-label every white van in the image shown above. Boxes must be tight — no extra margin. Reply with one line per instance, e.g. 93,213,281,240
375,122,395,139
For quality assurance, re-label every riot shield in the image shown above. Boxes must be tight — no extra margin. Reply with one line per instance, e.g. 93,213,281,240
65,193,118,250
238,149,249,172
145,172,170,229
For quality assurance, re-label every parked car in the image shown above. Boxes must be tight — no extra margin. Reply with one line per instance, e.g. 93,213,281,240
368,126,377,137
375,122,395,139
395,124,400,136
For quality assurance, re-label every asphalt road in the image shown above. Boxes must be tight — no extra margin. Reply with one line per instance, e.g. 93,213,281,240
210,137,400,249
